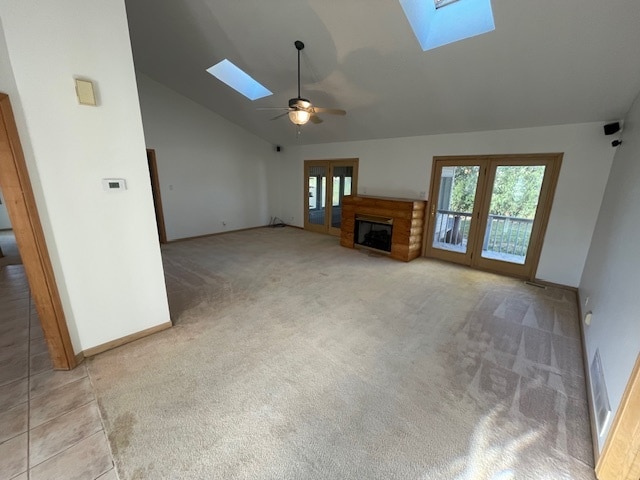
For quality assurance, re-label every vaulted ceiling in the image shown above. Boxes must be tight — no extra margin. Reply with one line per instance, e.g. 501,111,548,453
125,0,640,146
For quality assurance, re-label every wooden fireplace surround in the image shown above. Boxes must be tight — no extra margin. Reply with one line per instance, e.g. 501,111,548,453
340,195,427,262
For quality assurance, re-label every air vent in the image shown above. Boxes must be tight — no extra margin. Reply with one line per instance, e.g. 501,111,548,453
590,349,612,435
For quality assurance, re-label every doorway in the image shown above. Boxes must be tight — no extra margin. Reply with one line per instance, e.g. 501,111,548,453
304,158,358,236
425,154,562,279
0,93,76,369
146,149,167,244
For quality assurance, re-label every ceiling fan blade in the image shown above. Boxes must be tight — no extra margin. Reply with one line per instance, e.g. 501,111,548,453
270,112,290,121
261,42,343,126
313,107,346,115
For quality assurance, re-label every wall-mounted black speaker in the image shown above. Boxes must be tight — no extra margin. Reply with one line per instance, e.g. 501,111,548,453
604,122,620,135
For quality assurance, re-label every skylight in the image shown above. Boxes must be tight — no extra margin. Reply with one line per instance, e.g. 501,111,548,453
206,59,272,101
400,0,495,51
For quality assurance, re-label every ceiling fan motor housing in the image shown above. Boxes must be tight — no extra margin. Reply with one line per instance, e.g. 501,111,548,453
289,98,311,110
257,40,343,126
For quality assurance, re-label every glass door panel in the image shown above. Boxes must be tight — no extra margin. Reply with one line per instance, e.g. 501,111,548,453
480,165,546,264
328,165,354,235
427,155,561,279
306,164,328,231
429,164,482,263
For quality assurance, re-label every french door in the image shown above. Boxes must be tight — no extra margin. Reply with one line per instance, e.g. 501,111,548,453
304,159,358,236
425,154,562,279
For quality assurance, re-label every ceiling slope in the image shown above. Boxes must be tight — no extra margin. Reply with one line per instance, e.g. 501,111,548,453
125,0,640,146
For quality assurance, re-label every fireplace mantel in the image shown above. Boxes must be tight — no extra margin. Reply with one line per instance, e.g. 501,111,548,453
340,195,427,262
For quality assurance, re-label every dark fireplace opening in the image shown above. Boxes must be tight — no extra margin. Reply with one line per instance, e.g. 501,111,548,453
355,215,393,253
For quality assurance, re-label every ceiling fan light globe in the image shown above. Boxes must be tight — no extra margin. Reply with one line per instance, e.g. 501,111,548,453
289,110,311,125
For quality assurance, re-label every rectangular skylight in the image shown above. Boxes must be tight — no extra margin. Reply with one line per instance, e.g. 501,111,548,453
400,0,495,51
206,59,272,101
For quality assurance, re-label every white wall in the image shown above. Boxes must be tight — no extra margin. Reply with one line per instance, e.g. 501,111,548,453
0,0,170,351
579,92,640,452
0,14,84,343
276,122,615,287
0,188,10,229
136,74,273,241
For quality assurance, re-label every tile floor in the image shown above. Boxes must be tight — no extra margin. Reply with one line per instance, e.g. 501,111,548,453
0,231,118,480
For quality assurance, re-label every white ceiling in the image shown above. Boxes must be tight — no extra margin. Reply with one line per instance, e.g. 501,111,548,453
125,0,640,146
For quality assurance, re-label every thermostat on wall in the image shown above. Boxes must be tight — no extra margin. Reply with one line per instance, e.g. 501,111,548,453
102,178,127,191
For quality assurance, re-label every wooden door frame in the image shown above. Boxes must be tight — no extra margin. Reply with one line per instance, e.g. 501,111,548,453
303,158,359,236
595,353,640,480
0,93,76,370
424,153,562,281
471,154,562,279
424,157,488,265
146,149,167,244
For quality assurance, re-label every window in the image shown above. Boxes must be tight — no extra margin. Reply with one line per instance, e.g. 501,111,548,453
206,59,272,100
400,0,495,51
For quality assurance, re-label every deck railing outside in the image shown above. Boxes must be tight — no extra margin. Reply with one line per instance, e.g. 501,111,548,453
482,214,533,257
434,210,533,259
433,210,473,248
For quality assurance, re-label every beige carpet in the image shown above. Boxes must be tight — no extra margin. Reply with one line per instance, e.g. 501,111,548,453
87,227,596,479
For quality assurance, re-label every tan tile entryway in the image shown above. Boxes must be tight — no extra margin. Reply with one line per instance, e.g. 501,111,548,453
0,232,117,480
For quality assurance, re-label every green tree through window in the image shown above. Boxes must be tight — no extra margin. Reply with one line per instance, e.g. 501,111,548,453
449,165,544,219
450,166,479,213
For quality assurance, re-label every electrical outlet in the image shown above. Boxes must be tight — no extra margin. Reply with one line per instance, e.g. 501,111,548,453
419,191,427,198
584,311,593,326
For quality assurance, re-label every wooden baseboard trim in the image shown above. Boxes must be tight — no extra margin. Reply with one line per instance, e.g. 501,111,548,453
53,350,85,371
167,226,269,243
532,278,578,292
285,224,304,230
576,289,600,466
74,351,85,366
82,321,172,357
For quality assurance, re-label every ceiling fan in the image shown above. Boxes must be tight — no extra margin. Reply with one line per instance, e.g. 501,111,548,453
260,40,346,126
